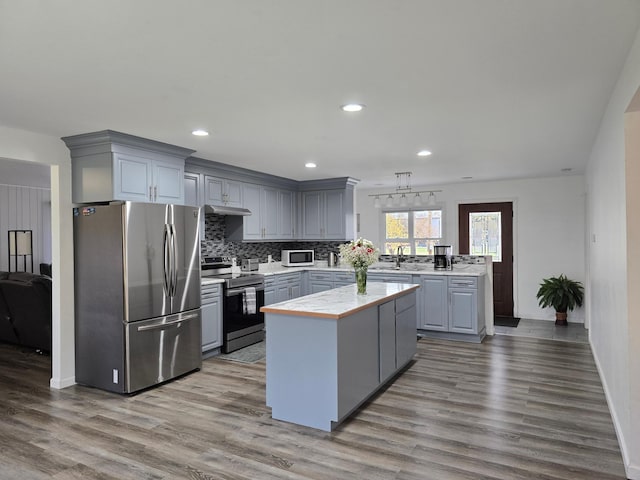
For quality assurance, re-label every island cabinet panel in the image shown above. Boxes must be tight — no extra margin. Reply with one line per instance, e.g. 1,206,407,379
395,292,417,367
378,301,397,381
336,309,380,420
264,283,418,431
266,313,340,431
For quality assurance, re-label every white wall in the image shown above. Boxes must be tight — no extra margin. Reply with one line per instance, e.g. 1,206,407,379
0,183,51,271
357,175,586,322
586,24,640,479
0,126,76,390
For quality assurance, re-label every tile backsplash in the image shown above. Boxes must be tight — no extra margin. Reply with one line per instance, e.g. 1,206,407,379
201,214,486,265
201,214,344,261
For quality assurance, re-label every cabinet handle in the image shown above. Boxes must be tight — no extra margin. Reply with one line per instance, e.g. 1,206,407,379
149,186,153,201
154,185,157,202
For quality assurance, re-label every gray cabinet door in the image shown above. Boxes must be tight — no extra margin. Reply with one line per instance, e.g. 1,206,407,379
278,189,295,239
201,292,222,352
378,301,396,382
153,159,184,204
449,288,478,334
204,176,224,205
301,191,324,239
309,281,333,294
183,172,201,207
262,186,279,239
324,189,345,239
115,153,153,202
419,276,448,331
242,183,262,240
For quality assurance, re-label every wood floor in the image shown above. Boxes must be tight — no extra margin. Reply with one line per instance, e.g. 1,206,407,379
0,336,627,480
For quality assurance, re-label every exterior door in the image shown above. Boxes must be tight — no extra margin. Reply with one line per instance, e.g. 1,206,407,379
458,202,514,317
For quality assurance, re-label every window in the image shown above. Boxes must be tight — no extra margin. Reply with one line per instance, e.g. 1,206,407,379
383,209,443,255
468,211,502,261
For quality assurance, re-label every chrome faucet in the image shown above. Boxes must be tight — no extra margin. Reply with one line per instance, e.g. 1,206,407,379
395,246,405,269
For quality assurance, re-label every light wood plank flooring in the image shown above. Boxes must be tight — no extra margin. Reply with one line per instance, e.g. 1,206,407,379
0,336,626,479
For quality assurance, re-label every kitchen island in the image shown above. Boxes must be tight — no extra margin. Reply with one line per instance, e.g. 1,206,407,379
261,282,419,431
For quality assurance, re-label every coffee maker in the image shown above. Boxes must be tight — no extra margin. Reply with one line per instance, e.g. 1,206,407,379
434,245,453,270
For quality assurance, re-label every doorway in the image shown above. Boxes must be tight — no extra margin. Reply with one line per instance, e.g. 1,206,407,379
458,202,514,318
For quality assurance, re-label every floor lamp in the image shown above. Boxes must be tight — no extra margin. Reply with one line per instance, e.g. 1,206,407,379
8,230,33,273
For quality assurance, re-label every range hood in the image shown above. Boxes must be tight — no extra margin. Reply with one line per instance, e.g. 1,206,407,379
204,204,252,216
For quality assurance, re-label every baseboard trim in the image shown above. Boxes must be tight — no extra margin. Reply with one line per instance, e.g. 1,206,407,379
590,338,637,479
50,376,75,389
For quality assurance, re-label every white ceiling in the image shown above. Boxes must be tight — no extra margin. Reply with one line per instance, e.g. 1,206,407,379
1,0,639,189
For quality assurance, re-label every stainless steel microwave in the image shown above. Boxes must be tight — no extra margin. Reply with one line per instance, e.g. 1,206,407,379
281,250,315,267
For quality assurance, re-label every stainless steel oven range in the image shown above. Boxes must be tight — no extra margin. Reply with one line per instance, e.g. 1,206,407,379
201,257,265,353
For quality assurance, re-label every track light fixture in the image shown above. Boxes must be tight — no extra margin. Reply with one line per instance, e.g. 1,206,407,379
369,172,441,208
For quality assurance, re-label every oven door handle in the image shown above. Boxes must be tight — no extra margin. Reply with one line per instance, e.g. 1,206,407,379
226,286,265,296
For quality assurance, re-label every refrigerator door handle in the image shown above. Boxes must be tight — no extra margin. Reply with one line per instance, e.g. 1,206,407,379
136,312,199,332
169,224,178,297
163,224,171,297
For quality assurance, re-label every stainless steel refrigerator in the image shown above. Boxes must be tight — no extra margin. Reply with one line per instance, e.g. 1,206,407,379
73,202,202,393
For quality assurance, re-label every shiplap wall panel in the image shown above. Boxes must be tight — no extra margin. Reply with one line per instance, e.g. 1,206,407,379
0,183,51,272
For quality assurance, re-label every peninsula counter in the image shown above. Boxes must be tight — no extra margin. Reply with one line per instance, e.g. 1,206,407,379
261,282,419,431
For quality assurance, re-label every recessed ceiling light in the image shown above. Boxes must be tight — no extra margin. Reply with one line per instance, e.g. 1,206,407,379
341,103,365,112
417,150,432,157
192,129,209,136
305,162,317,168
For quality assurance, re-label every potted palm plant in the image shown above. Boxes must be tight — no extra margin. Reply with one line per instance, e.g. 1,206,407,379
536,274,584,325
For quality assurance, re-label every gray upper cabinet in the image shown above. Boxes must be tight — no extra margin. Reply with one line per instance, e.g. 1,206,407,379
300,184,356,241
183,171,201,207
62,130,194,205
229,183,295,241
278,189,295,239
204,175,242,207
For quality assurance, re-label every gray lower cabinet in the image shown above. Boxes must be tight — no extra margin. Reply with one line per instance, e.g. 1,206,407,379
448,276,483,335
417,275,485,342
368,272,413,284
417,276,448,331
308,271,335,294
265,273,303,305
201,283,222,355
307,270,355,294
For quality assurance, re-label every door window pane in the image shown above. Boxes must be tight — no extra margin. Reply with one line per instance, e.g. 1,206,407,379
469,212,502,261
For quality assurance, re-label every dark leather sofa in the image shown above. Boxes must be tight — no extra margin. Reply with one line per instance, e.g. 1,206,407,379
0,271,52,352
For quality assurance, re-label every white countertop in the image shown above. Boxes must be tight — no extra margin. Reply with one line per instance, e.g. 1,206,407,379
258,262,487,277
201,262,486,284
261,282,420,319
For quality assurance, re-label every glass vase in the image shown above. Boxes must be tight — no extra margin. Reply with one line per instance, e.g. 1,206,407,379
355,266,368,295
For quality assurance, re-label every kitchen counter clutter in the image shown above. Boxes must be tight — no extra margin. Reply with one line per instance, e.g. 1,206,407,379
262,282,419,431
